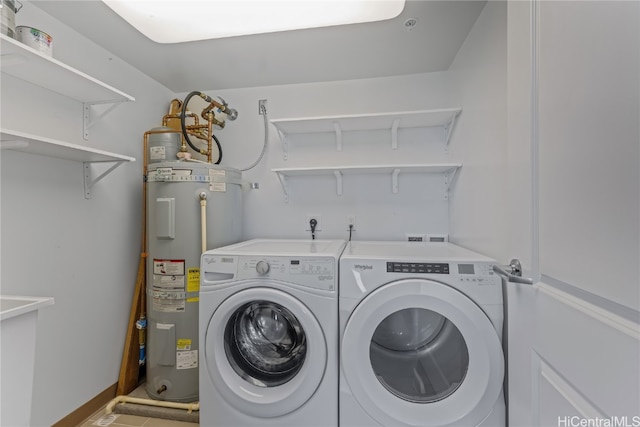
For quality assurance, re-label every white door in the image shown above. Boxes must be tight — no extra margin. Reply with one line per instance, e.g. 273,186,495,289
505,1,640,426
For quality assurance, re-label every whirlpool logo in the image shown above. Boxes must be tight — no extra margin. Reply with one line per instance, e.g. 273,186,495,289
354,264,374,271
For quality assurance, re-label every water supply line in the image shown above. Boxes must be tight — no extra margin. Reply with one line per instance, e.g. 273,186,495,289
239,101,269,172
105,396,200,415
199,192,207,253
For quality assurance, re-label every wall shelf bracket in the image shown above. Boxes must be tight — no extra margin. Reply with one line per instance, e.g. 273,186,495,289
443,167,460,200
391,118,400,149
277,129,289,160
333,122,343,151
84,161,125,199
83,101,127,141
334,170,343,196
275,172,290,202
391,168,401,193
443,111,460,152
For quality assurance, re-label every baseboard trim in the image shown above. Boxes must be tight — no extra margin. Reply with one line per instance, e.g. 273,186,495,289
52,382,118,427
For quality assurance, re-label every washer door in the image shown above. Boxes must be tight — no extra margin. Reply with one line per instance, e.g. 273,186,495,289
205,285,327,417
341,279,504,426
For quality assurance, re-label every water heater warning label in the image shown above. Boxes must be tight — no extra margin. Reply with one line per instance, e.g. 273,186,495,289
177,350,198,370
153,260,185,276
152,259,186,312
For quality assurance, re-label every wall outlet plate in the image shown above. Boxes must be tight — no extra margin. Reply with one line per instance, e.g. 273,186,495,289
258,99,268,115
406,233,426,242
347,215,356,230
426,234,448,242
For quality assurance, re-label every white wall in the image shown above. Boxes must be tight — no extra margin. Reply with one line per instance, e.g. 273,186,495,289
448,0,508,261
0,3,173,425
180,72,458,242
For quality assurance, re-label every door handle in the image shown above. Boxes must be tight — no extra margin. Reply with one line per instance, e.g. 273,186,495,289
493,259,534,285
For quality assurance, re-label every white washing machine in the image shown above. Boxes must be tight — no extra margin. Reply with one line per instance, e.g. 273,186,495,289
199,238,346,427
339,241,505,427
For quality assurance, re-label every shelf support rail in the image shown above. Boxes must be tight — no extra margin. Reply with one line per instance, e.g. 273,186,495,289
84,161,126,199
443,110,460,152
83,100,130,140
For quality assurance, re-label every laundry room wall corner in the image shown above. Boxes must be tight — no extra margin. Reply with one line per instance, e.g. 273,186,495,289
0,2,174,425
447,0,509,262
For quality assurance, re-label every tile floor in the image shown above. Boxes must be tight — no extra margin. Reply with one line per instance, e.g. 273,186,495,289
78,405,198,427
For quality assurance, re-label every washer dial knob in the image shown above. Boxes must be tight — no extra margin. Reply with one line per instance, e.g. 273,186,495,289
256,260,270,275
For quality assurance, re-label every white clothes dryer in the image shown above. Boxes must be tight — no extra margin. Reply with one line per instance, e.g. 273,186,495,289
199,239,346,427
339,241,505,427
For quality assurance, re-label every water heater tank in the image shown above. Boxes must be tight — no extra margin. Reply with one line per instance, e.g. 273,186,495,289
145,160,243,402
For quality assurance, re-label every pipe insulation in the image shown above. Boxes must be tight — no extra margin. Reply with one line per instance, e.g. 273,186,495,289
199,192,207,254
105,396,200,414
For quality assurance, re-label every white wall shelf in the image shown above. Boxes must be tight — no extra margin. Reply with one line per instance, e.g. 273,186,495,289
271,108,461,159
0,129,135,199
0,34,135,140
272,163,461,202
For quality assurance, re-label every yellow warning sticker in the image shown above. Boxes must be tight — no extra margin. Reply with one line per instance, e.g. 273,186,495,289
177,339,192,350
187,268,200,293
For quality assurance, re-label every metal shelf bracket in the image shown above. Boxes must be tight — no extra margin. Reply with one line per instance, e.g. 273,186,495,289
443,167,460,200
391,118,400,149
275,172,290,202
277,129,289,160
334,170,343,196
391,168,401,193
333,122,343,151
443,111,460,152
83,161,126,199
83,101,128,140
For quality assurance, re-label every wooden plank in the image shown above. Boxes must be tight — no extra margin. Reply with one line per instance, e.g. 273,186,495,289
116,168,148,396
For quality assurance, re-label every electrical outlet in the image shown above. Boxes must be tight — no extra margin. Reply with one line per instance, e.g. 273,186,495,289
347,215,356,230
258,99,268,115
306,215,322,231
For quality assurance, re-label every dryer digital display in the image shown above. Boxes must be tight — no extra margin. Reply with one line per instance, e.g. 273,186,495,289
458,264,475,274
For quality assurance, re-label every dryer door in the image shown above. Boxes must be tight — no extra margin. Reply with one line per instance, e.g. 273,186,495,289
204,286,327,417
341,278,504,426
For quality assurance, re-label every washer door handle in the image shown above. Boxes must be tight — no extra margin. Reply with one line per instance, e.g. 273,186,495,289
493,259,534,285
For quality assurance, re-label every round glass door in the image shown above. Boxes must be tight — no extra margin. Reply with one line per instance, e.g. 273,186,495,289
225,301,307,387
205,286,327,418
370,308,469,403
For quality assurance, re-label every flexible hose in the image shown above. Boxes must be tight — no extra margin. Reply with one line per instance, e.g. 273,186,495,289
239,104,269,171
180,91,223,164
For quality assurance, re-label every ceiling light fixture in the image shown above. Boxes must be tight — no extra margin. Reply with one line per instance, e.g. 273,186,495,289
102,0,406,44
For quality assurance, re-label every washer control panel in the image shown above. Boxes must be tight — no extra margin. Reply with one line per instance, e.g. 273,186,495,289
201,254,336,291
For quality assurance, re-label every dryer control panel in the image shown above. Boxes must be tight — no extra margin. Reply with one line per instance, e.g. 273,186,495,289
387,262,450,274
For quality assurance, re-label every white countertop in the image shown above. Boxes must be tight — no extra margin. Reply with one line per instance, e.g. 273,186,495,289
0,295,55,321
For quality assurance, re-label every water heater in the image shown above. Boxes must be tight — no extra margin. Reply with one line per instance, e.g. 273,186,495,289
144,125,243,402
